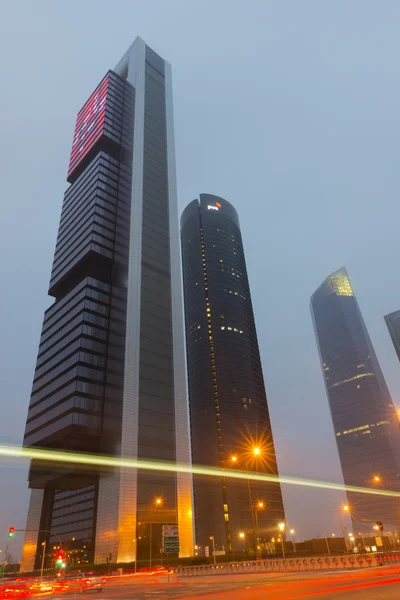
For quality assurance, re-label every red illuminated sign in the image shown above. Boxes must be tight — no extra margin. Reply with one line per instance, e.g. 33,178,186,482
68,75,109,179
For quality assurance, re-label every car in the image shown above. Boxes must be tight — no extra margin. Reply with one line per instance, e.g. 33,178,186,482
0,581,32,599
61,573,105,593
29,580,53,594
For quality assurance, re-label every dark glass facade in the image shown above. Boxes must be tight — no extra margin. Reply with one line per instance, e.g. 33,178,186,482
181,194,285,552
21,39,193,571
385,311,400,363
311,268,400,529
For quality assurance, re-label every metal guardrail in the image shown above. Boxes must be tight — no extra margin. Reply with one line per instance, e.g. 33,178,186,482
174,552,400,577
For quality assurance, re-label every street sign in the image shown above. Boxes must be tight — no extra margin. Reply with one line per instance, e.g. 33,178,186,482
163,541,180,547
162,524,179,554
162,525,178,536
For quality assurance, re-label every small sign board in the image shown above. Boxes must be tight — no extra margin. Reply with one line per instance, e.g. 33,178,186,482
162,525,178,536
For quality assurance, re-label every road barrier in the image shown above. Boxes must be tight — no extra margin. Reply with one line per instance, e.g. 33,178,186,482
174,552,400,577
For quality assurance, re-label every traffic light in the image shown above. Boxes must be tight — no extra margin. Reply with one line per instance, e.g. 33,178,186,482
376,521,384,532
55,550,66,565
8,527,15,538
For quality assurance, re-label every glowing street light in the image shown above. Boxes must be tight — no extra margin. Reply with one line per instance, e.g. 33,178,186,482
155,497,162,506
373,475,381,483
278,523,286,558
253,447,261,456
254,501,265,559
239,532,245,539
339,504,350,551
231,455,237,463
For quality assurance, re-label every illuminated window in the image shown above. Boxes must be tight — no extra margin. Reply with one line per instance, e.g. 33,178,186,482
224,514,229,522
223,504,228,512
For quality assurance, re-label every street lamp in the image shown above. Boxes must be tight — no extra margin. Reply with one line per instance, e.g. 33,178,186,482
149,497,163,569
358,532,366,552
290,529,296,553
230,449,263,556
339,504,350,551
209,536,216,565
278,523,286,558
254,501,265,560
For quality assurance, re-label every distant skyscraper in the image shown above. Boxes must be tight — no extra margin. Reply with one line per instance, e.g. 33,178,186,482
181,194,285,552
21,38,193,570
311,267,400,528
385,311,400,363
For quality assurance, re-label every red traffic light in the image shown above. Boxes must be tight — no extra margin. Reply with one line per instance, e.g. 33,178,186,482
8,527,15,538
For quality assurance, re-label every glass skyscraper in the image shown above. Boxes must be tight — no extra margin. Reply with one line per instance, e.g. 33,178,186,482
385,311,400,363
311,267,400,529
20,38,193,570
181,194,285,553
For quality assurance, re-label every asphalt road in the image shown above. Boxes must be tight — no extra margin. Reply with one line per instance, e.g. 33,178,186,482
47,565,400,599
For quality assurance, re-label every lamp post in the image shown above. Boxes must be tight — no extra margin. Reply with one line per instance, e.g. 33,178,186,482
255,501,265,560
324,535,331,555
210,536,216,565
40,541,46,581
358,532,366,552
290,529,296,553
278,523,286,558
231,446,263,556
149,497,163,569
339,504,350,551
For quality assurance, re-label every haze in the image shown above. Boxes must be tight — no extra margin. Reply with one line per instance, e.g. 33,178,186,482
1,0,400,558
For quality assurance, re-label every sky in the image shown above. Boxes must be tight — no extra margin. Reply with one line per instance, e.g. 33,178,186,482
1,0,400,559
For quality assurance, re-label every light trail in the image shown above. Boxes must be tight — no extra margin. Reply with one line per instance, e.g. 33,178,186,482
1,443,399,498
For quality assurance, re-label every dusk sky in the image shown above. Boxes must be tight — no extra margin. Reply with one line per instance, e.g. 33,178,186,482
2,0,400,559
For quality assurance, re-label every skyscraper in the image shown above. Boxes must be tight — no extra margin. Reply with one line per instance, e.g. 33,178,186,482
21,38,193,570
385,311,400,363
311,267,400,528
181,194,285,553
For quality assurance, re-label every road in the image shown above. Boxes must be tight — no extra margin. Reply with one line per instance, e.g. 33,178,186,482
47,564,400,599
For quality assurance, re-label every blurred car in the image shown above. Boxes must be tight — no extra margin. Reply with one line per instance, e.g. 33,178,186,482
0,580,31,599
61,573,105,593
29,580,53,594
